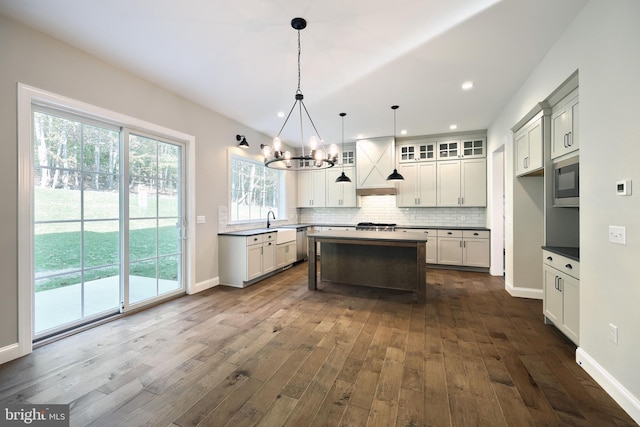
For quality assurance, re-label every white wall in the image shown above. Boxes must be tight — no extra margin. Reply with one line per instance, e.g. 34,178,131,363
0,14,296,351
488,0,640,420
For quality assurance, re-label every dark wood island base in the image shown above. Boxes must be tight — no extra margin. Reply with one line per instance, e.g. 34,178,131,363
307,230,427,303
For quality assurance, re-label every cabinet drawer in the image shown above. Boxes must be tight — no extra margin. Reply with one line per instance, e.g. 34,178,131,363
398,228,437,237
246,235,263,246
543,250,579,279
463,230,490,239
263,232,277,244
437,229,462,238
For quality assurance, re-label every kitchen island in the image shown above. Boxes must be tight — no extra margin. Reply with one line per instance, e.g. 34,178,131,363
307,230,428,303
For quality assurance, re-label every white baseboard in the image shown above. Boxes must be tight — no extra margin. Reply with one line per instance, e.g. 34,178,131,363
189,276,220,294
576,347,640,424
505,280,543,299
0,343,23,366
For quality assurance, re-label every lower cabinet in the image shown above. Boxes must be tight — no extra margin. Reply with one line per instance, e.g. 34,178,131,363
219,232,277,287
397,228,438,263
543,250,579,344
276,241,296,268
397,228,489,268
437,229,490,268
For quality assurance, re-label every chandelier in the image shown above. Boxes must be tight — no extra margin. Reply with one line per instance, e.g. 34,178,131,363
261,17,338,170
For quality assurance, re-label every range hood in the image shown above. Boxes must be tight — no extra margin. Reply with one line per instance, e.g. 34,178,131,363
355,136,397,196
356,187,397,196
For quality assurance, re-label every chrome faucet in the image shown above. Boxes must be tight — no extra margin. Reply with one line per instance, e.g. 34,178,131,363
267,210,276,228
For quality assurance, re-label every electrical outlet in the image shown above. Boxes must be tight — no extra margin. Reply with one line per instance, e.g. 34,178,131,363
608,225,626,245
609,323,618,344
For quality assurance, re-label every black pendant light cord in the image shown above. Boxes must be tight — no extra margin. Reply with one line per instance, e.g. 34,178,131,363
274,21,324,156
386,105,404,180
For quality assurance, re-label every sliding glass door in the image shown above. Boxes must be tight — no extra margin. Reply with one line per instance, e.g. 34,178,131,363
32,108,185,338
125,132,184,307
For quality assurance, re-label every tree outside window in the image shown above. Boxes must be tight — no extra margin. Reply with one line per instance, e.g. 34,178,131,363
230,155,284,222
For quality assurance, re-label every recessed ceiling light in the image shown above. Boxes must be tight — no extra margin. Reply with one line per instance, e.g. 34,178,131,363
450,124,458,130
400,129,407,135
277,111,285,118
461,81,474,90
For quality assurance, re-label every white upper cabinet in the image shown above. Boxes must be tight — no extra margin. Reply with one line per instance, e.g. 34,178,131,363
396,162,436,207
356,137,395,189
437,158,486,207
551,89,579,159
515,114,544,176
398,140,436,163
297,169,326,208
460,137,486,159
436,137,486,160
436,140,461,160
326,166,357,207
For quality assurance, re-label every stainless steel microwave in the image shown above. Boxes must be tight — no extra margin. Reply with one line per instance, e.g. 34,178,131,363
553,155,579,207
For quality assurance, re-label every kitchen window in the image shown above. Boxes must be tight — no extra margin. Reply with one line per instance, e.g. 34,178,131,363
230,153,285,223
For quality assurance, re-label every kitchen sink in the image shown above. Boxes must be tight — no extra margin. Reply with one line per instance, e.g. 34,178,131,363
275,228,296,244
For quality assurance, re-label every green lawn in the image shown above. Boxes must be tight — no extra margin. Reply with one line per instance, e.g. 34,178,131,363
35,187,181,291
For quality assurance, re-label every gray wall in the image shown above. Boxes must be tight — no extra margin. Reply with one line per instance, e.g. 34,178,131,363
488,0,640,411
0,14,294,348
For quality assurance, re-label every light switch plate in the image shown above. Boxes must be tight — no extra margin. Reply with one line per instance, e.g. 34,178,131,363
196,215,206,224
616,180,632,196
608,225,626,245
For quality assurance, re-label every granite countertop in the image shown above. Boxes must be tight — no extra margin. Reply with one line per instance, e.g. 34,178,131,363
219,223,490,236
305,224,490,231
394,225,490,231
218,228,277,237
542,246,580,261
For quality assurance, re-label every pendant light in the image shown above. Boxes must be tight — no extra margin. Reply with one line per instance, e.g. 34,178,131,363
335,112,352,183
386,105,404,181
260,17,338,170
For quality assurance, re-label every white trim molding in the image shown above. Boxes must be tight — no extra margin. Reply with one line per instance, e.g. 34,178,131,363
576,347,640,424
505,280,543,299
190,277,220,295
15,83,197,362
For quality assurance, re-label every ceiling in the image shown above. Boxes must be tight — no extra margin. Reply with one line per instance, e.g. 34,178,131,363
0,0,587,146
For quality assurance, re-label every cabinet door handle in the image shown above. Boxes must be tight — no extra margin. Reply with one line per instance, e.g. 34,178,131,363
558,277,563,292
568,131,573,147
565,264,573,270
460,197,464,205
460,241,462,248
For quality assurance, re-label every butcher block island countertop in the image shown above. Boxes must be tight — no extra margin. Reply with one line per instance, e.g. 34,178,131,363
307,230,428,303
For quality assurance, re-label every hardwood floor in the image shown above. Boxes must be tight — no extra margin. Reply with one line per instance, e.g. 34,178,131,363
0,263,636,426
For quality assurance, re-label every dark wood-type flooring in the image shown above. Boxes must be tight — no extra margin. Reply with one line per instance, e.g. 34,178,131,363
0,263,636,426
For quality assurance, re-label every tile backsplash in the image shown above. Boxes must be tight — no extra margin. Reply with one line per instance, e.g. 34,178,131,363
218,195,486,233
299,195,486,227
